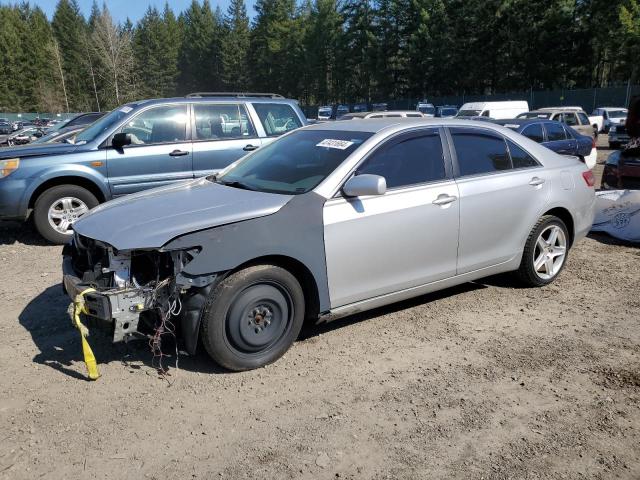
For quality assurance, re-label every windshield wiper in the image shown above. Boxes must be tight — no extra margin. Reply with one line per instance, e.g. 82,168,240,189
217,179,257,191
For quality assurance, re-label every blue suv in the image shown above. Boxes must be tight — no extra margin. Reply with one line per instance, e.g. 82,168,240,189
0,93,307,243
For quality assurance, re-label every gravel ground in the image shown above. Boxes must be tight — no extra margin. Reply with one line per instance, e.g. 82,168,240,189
0,137,638,480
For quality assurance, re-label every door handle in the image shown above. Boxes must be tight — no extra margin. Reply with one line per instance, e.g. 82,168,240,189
169,149,189,157
243,144,259,151
529,177,546,186
432,194,457,206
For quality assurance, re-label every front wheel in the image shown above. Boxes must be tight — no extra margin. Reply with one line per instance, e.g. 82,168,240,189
516,215,569,287
200,264,305,371
33,184,98,244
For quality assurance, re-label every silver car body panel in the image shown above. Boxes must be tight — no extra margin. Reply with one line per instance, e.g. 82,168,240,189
324,181,460,308
73,177,292,251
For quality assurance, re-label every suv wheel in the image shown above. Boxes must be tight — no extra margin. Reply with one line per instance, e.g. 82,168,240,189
200,264,305,371
33,185,98,244
516,215,569,287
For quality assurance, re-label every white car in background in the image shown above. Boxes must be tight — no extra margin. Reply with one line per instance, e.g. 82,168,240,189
592,107,627,132
456,101,529,119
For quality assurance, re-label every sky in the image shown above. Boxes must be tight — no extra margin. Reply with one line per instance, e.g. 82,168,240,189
0,0,258,23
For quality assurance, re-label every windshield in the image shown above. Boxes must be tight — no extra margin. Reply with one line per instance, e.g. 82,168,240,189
608,110,627,118
440,108,457,116
74,104,136,144
457,110,482,117
517,112,551,119
215,130,372,195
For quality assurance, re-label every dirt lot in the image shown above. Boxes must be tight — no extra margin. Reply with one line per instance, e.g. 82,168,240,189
1,137,638,480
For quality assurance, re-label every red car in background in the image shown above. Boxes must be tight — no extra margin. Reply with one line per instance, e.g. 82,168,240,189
602,150,640,189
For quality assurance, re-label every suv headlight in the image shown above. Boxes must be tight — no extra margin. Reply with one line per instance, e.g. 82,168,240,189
0,158,19,178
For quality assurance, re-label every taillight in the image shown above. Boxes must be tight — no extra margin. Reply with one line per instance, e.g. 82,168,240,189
582,170,595,187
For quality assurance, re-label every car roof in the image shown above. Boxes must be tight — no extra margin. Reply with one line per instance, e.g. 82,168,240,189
492,118,555,125
303,117,522,134
134,96,300,107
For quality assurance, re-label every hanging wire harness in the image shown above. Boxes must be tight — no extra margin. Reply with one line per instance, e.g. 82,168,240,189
63,236,201,380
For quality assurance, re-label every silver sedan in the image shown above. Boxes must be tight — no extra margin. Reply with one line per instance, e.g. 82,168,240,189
65,118,596,371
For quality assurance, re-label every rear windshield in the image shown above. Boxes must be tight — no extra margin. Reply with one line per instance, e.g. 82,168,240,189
608,110,627,118
215,130,372,195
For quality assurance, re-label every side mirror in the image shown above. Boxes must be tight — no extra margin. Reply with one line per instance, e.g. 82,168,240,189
343,174,387,197
112,132,131,149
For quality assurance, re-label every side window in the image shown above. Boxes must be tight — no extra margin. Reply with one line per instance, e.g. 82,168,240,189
481,110,490,117
252,103,303,136
507,139,539,169
193,104,256,141
120,105,188,145
564,113,578,126
356,132,446,189
450,128,511,176
521,123,544,143
577,112,590,125
545,122,566,141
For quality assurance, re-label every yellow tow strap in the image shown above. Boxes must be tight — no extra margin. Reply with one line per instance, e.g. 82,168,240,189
68,287,100,381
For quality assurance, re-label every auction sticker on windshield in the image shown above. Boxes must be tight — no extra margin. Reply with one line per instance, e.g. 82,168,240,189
316,139,355,150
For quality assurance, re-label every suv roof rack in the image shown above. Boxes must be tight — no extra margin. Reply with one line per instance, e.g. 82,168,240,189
186,92,285,99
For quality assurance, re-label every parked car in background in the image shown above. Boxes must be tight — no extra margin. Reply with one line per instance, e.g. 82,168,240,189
11,120,35,131
62,117,595,371
0,93,307,243
518,108,596,138
0,127,46,146
0,122,11,135
31,126,84,145
416,101,436,116
592,107,628,132
50,112,106,132
602,150,640,189
436,105,458,118
456,101,529,119
339,111,425,120
352,103,368,112
493,119,597,168
371,103,388,112
317,106,332,120
608,123,631,149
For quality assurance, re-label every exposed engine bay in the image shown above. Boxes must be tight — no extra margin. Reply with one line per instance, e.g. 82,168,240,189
62,233,210,366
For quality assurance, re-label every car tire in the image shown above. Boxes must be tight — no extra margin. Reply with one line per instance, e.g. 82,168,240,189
200,264,306,371
33,184,98,244
516,215,569,287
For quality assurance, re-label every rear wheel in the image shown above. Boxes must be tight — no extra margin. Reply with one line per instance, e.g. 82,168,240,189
33,184,98,244
200,264,305,371
516,215,569,287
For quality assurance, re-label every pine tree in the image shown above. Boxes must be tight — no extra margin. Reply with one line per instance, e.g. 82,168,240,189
178,0,223,93
338,0,377,102
222,0,250,90
305,0,342,103
52,0,91,110
249,0,298,93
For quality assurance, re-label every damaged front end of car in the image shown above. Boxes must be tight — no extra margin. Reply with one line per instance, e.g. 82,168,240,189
62,232,214,353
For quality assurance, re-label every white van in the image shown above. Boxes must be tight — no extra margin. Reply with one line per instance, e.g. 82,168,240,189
456,101,529,119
